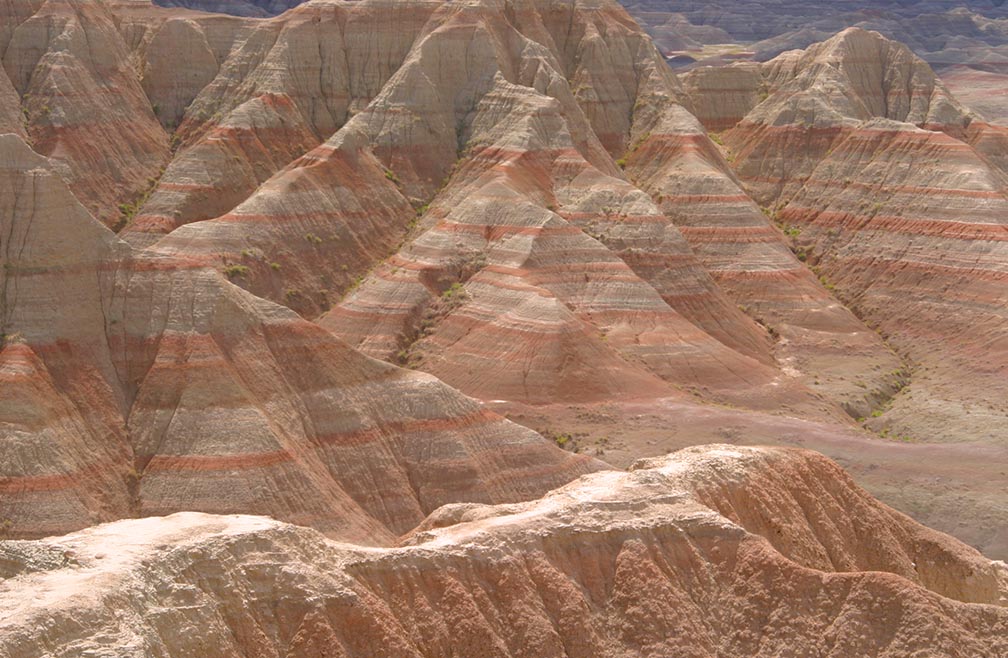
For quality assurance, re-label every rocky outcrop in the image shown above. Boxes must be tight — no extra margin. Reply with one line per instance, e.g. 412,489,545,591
123,0,439,243
705,28,1008,445
122,93,321,249
726,27,971,205
0,68,26,140
145,125,416,316
0,133,598,542
0,1,1007,652
776,119,1008,444
0,135,135,536
0,446,1005,657
109,0,830,416
319,65,829,415
1,0,170,228
624,102,904,418
680,62,765,132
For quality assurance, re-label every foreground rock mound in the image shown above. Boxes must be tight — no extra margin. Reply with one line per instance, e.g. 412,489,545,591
0,446,1005,657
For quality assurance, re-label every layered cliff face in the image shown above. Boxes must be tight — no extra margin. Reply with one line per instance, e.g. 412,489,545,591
304,0,846,417
0,446,1005,657
0,132,597,543
1,0,1007,651
688,28,1008,448
0,135,134,537
726,28,971,204
85,0,836,419
777,120,1008,446
1,0,170,228
622,101,905,419
122,0,439,246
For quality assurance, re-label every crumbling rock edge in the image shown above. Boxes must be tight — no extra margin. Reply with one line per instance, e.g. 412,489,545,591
1,444,1005,657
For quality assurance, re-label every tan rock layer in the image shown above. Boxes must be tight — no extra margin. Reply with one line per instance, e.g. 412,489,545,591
0,446,1004,657
0,134,598,542
2,0,170,227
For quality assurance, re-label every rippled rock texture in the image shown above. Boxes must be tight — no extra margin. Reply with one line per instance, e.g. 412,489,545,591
1,0,1007,653
1,446,1006,657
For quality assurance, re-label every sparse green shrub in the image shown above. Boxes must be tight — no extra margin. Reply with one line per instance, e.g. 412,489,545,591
223,264,249,278
442,282,466,302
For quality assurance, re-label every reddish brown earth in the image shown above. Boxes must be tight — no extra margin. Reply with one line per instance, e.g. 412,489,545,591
0,446,1005,657
708,28,1008,450
0,0,1007,653
2,0,170,228
0,132,596,545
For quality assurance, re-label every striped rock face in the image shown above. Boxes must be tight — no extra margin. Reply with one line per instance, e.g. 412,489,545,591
777,121,1008,445
0,136,134,537
88,0,839,419
0,133,598,542
2,0,170,228
1,446,1006,656
624,99,905,420
320,78,829,417
1,0,1008,651
687,27,1008,449
725,27,971,206
120,0,440,246
297,0,834,420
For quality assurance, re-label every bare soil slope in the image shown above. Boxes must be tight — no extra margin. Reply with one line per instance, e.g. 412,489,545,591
1,446,1005,657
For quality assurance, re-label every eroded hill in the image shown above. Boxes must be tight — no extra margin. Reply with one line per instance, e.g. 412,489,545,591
0,0,1006,653
1,446,1006,657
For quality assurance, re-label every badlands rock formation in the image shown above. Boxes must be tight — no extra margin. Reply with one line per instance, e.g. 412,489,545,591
0,131,596,543
705,28,1008,447
0,446,1006,657
1,0,1007,652
623,101,904,418
623,0,1008,64
2,0,170,228
627,1,1008,130
122,0,439,247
